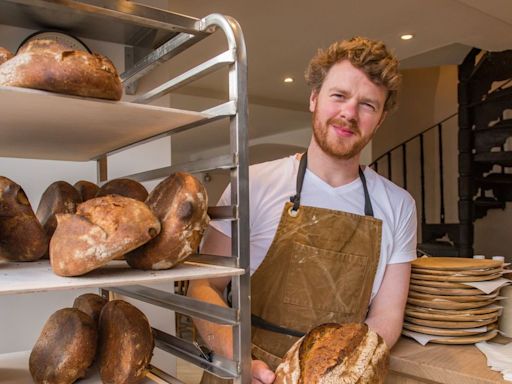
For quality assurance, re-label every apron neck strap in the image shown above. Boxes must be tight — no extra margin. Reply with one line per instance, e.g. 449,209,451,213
290,151,374,217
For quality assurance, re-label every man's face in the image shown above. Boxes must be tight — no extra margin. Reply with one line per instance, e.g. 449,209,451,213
309,60,388,160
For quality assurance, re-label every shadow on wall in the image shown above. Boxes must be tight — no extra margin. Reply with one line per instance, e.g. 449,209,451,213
201,143,306,203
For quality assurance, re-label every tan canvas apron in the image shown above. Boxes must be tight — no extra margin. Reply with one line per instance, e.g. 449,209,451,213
201,152,382,384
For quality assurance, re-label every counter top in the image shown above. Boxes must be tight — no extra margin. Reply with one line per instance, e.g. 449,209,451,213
388,336,509,384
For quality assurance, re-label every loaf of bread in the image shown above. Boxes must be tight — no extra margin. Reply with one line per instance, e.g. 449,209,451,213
74,180,99,202
29,308,97,384
0,39,122,100
36,181,82,256
0,176,47,261
274,323,389,384
50,195,161,276
0,47,13,65
73,293,108,325
98,300,154,384
96,178,148,202
126,172,209,270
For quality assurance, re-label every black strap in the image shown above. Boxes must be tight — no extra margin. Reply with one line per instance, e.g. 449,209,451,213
290,151,374,217
251,314,305,338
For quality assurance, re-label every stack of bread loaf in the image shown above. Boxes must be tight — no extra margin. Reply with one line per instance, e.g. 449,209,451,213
403,256,505,344
0,38,122,100
0,172,209,276
274,323,390,384
30,293,154,384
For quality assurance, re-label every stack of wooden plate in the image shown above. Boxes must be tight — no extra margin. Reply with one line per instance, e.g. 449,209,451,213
403,257,504,344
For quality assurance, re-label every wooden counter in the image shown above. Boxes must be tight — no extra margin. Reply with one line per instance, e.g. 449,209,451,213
387,337,508,384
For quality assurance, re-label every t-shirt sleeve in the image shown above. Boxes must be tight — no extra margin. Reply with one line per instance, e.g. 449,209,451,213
208,184,233,237
388,195,417,264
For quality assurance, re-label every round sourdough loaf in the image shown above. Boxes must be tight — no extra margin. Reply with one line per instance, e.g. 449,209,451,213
36,181,82,255
274,323,389,384
29,308,97,384
0,176,47,261
96,178,148,202
0,39,122,100
73,293,108,325
0,47,13,65
49,195,161,276
74,180,99,202
98,300,154,384
125,172,209,270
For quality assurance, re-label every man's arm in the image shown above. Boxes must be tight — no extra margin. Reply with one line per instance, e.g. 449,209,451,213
365,262,411,348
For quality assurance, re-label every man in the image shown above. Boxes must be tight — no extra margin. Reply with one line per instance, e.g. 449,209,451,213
188,36,417,384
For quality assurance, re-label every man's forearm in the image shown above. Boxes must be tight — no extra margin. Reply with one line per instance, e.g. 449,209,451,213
365,312,404,348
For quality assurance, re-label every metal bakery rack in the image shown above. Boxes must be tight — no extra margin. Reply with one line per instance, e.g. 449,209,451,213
0,1,251,382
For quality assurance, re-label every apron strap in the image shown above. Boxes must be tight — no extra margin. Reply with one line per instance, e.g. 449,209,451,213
290,151,374,217
251,314,305,338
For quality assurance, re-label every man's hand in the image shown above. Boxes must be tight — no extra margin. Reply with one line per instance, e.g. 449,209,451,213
252,359,275,384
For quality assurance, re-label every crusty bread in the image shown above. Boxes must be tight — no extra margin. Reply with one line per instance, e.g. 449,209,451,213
49,195,161,276
0,39,122,100
29,308,97,384
74,180,99,202
0,47,13,65
0,176,47,261
36,181,82,256
125,172,209,270
98,300,154,384
73,293,108,325
96,178,148,202
274,323,389,384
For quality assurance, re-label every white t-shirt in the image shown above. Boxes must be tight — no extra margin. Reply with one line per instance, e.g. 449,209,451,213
210,155,417,301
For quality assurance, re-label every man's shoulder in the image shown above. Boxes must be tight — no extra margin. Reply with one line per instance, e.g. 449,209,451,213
365,166,415,205
249,155,297,182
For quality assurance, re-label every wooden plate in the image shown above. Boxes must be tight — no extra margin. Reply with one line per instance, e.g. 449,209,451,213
411,272,502,282
410,279,474,289
411,266,502,276
405,307,500,321
402,329,498,345
403,322,491,336
406,304,501,316
408,290,499,302
412,257,502,271
404,315,498,329
407,297,494,310
409,284,485,296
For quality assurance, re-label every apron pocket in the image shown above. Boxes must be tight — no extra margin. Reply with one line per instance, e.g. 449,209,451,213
282,241,369,315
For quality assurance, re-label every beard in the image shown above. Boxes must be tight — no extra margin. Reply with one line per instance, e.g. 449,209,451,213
311,111,374,160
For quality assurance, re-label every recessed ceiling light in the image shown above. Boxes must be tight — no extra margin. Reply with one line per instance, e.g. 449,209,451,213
401,34,414,40
284,77,294,83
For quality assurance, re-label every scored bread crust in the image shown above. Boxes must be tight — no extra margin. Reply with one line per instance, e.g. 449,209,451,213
0,39,122,100
0,47,13,65
49,195,161,276
29,308,97,384
274,323,389,384
0,176,47,261
96,178,148,202
73,293,108,325
126,172,209,270
98,300,154,384
74,180,99,202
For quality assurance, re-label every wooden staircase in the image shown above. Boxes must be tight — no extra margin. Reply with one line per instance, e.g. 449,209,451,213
371,48,512,257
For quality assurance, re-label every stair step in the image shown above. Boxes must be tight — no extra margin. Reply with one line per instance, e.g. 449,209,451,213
473,196,506,209
475,173,512,188
474,120,512,151
474,151,512,167
418,241,459,257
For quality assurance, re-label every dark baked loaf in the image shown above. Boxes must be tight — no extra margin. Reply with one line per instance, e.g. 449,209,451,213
74,180,99,202
29,308,97,384
0,47,13,65
0,176,47,261
96,178,148,202
49,195,161,276
98,300,154,384
274,323,389,384
126,172,209,270
36,181,82,254
0,39,122,100
73,293,108,325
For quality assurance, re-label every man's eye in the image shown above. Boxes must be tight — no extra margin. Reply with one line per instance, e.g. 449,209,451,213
332,93,344,99
362,102,376,111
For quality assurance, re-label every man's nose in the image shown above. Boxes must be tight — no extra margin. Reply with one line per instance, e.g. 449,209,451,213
339,99,358,122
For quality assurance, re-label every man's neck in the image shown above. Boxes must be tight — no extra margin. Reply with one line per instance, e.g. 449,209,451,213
306,140,361,188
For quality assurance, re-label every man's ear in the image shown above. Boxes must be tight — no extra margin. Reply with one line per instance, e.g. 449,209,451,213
309,90,318,113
